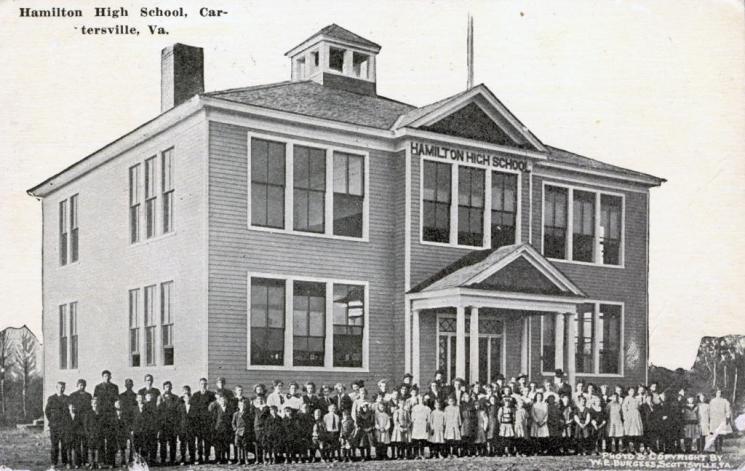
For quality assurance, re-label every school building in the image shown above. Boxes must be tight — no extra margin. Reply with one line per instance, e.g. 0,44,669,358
28,24,664,398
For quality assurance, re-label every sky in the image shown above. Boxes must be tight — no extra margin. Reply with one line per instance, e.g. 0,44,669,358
0,0,743,370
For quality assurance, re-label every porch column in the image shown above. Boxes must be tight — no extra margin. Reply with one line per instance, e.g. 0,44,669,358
565,311,577,387
455,306,466,380
520,316,529,375
469,307,479,383
412,309,421,386
554,312,565,371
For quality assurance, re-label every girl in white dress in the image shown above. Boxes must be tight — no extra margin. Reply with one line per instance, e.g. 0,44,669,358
621,387,643,452
428,400,446,458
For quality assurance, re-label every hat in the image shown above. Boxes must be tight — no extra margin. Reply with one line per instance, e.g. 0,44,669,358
403,373,413,379
554,369,565,378
517,374,527,381
434,369,445,376
217,376,226,383
496,373,505,381
101,369,111,376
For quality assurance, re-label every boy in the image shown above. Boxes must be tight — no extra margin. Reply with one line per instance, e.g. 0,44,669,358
339,409,355,462
191,377,215,463
45,381,68,468
64,403,86,468
111,400,131,467
323,403,341,461
68,379,92,465
137,374,160,403
158,381,180,465
177,385,199,465
264,406,282,464
231,399,248,464
212,393,232,464
132,392,157,463
252,395,269,464
84,398,105,468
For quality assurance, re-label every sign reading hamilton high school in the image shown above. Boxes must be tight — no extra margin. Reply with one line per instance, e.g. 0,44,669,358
411,141,531,173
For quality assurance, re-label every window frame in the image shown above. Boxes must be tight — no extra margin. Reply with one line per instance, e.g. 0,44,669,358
59,200,68,266
161,148,175,234
247,272,369,372
435,312,505,385
293,145,327,234
539,300,625,378
129,164,142,244
59,304,68,370
422,160,452,244
490,170,518,250
457,166,486,247
160,281,175,366
69,195,79,263
419,156,522,250
540,181,626,268
144,156,158,239
143,284,157,367
247,132,369,242
292,281,326,367
128,288,141,368
69,302,78,369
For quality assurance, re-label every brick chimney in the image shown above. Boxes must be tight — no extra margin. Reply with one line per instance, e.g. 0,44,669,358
161,43,204,112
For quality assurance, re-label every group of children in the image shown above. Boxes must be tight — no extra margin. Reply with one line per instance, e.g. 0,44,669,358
45,369,736,468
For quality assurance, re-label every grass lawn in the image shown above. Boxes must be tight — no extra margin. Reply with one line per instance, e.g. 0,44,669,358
1,428,744,471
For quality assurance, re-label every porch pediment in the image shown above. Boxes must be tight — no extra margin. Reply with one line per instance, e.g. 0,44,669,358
409,243,584,298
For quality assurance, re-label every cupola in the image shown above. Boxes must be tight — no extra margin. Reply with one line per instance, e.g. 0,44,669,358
285,24,380,96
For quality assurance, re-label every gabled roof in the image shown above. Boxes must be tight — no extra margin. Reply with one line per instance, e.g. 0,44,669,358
205,81,415,129
409,243,585,297
545,145,666,185
285,23,381,56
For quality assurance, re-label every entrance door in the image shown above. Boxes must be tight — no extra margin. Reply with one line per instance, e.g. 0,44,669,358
437,314,504,384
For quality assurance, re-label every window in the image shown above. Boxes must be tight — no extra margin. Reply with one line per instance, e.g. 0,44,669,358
333,152,364,237
250,278,285,366
573,190,595,262
310,50,320,72
69,302,78,369
437,315,502,384
59,304,68,369
422,161,451,243
575,303,595,374
600,195,622,265
144,285,156,366
70,195,79,263
129,164,141,244
333,284,364,367
352,52,369,78
295,57,306,79
59,201,68,265
491,171,517,249
144,157,157,239
293,281,325,366
598,304,622,374
458,167,485,246
251,138,286,229
329,47,345,72
161,149,174,234
541,314,556,373
543,186,568,259
160,281,174,366
129,289,140,367
293,146,326,233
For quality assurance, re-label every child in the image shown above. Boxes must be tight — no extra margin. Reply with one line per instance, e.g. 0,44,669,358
263,406,282,464
212,393,232,464
459,393,476,457
281,405,297,463
355,402,375,461
131,392,157,463
297,404,314,463
531,392,550,455
574,396,592,455
429,400,446,458
560,394,574,454
391,399,411,459
252,396,269,464
84,398,105,468
111,400,131,467
374,402,391,459
157,381,179,465
514,399,529,456
497,396,515,456
473,399,488,456
546,395,564,456
682,396,699,453
410,396,430,459
64,403,86,468
443,396,462,458
339,409,355,462
486,395,499,456
606,392,624,453
323,403,340,461
232,399,248,464
177,386,199,465
697,393,711,454
311,408,327,462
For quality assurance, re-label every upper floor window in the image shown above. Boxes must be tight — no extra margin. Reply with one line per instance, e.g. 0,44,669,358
144,157,158,239
422,161,451,243
333,152,364,237
58,301,78,370
457,167,485,246
129,164,141,244
59,195,79,265
144,284,157,366
250,138,286,229
293,146,326,233
543,184,624,266
491,171,517,249
161,148,174,234
543,186,568,259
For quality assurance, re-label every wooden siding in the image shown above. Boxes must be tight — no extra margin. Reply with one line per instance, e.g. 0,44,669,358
207,121,401,386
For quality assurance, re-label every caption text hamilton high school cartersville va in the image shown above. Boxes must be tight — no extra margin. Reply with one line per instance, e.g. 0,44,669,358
27,24,665,399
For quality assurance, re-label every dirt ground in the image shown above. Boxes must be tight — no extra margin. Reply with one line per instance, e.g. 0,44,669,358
1,428,743,471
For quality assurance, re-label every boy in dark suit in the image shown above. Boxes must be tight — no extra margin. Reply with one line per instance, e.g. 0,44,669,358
158,381,180,465
117,379,136,462
64,403,86,468
68,379,92,465
111,400,131,467
131,392,158,464
84,398,106,468
178,386,199,465
45,381,68,467
211,393,232,464
137,374,160,404
191,377,215,463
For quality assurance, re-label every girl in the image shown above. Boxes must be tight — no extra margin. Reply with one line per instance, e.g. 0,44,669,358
410,396,430,459
391,399,411,459
622,387,643,453
486,395,499,456
590,393,607,454
682,396,699,453
546,395,563,455
459,392,476,457
429,400,446,458
374,402,391,459
474,399,489,456
560,394,574,455
606,392,624,453
443,396,462,458
530,392,549,454
497,396,515,456
355,402,375,461
574,396,593,455
339,409,355,462
514,399,529,456
697,393,711,453
311,408,326,462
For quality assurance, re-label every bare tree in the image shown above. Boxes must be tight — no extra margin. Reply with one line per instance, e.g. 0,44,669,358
698,337,719,389
13,330,37,420
0,329,11,417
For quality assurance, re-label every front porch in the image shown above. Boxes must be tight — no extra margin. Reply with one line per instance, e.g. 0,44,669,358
405,243,587,387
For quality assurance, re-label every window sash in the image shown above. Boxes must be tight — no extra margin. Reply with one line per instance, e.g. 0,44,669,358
332,284,364,368
294,145,326,233
491,172,517,249
422,161,451,243
59,200,68,265
458,167,485,246
144,157,157,199
541,314,556,372
598,304,622,374
161,149,174,192
144,285,156,326
293,281,325,366
575,304,596,374
145,326,156,366
59,304,68,369
251,138,286,229
250,278,286,365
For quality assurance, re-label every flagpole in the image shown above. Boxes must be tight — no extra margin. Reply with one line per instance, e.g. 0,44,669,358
467,14,474,90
